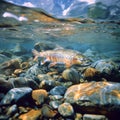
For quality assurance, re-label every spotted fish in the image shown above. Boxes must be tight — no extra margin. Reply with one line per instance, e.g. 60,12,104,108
32,49,91,68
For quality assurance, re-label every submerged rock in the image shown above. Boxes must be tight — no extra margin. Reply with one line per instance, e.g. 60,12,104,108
0,78,13,93
49,86,67,96
91,59,119,80
19,109,41,120
62,68,80,84
0,87,32,105
0,58,21,75
83,114,108,120
64,81,120,115
92,59,119,74
25,64,43,78
8,77,39,90
83,67,100,80
58,102,74,117
32,89,48,105
41,104,57,118
6,104,18,117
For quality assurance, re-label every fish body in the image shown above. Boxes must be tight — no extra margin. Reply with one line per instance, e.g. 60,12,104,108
32,49,91,68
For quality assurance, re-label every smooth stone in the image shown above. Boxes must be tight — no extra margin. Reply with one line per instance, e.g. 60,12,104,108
8,77,39,90
0,78,13,93
58,102,74,117
0,115,9,120
49,100,62,109
41,104,57,118
49,86,67,96
83,67,100,80
25,64,43,78
37,74,53,82
39,80,57,91
13,69,24,76
19,109,41,120
6,104,18,116
49,95,63,101
75,113,83,120
32,89,48,105
64,81,120,115
0,87,32,105
91,59,119,75
20,62,30,70
62,68,80,84
18,106,28,114
0,58,20,70
83,114,107,120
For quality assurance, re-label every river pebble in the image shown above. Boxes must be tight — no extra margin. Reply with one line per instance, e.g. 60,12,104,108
32,89,48,105
0,87,32,105
49,85,67,96
19,109,41,120
58,102,74,117
62,68,80,84
41,104,57,118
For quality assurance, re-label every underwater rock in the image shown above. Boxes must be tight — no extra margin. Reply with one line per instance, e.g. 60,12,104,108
0,87,32,105
19,109,41,120
64,81,120,115
6,104,18,117
37,74,59,90
41,104,57,118
37,74,53,82
0,51,12,58
0,58,21,75
49,86,67,96
32,89,48,105
49,100,62,109
25,64,43,78
0,78,13,93
62,68,80,84
8,77,39,90
13,69,24,76
49,95,63,101
58,102,74,117
83,114,108,120
75,113,83,120
39,79,57,91
20,62,30,70
83,67,100,80
91,59,119,76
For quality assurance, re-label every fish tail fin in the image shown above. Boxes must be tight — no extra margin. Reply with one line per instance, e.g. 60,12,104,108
32,49,40,61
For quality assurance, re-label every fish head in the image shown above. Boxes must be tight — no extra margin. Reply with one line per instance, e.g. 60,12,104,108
74,55,92,67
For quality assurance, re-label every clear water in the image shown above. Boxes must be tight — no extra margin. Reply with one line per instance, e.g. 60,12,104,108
0,1,120,62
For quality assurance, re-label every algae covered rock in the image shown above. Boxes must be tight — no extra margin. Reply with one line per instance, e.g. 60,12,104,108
64,81,120,115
